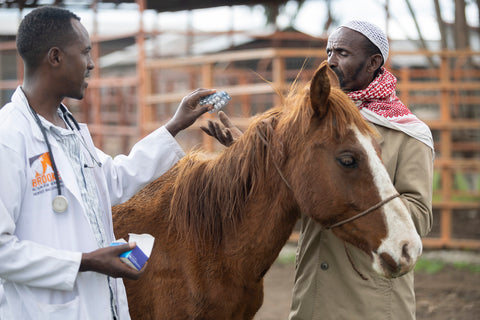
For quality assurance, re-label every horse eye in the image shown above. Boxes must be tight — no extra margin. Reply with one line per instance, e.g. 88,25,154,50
337,155,358,168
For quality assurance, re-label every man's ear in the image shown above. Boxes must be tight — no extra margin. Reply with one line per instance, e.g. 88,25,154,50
47,47,62,66
367,54,383,73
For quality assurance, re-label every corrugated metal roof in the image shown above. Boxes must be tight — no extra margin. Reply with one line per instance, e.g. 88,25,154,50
1,0,288,11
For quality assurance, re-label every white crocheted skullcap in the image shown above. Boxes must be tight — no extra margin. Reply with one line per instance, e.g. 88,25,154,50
341,20,389,65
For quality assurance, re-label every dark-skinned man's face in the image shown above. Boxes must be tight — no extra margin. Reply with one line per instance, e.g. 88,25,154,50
326,27,375,92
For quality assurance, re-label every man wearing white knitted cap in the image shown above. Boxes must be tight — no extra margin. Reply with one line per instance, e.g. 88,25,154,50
200,20,434,320
288,21,434,320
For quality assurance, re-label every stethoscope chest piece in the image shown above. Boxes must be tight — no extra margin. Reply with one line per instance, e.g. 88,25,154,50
52,195,68,213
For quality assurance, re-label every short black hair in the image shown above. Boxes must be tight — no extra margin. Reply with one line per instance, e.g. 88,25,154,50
361,36,383,77
16,6,81,70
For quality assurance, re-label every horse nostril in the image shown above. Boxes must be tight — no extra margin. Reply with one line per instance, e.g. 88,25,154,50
379,252,400,276
402,243,411,263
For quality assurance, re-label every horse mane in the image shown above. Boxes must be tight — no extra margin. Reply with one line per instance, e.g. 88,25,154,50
168,72,374,249
167,111,276,250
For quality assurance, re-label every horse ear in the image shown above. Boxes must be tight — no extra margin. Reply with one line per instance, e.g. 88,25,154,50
310,61,332,117
326,65,340,89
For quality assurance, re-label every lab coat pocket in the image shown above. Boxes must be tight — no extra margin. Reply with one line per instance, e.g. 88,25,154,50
5,283,85,320
38,295,81,320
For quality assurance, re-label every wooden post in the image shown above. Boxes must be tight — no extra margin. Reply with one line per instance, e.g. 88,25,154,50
202,63,214,152
137,0,147,138
439,52,453,247
272,55,285,106
91,1,102,148
399,67,410,107
239,73,250,117
16,10,24,90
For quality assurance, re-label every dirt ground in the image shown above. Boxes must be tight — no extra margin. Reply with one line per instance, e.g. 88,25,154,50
254,250,480,320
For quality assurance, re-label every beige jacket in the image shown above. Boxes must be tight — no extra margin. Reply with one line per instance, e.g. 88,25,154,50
289,124,434,320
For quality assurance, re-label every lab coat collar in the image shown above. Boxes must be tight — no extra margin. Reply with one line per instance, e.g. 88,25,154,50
12,87,48,142
12,87,76,143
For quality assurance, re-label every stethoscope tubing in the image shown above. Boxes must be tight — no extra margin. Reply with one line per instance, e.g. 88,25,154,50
29,105,64,199
59,104,102,169
59,104,81,131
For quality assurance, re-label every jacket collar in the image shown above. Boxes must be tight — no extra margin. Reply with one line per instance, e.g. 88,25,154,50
368,122,384,146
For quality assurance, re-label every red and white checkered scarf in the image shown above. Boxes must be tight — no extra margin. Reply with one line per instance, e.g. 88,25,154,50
348,68,434,150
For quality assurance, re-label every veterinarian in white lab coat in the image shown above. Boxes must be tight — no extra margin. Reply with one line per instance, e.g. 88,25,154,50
0,6,216,320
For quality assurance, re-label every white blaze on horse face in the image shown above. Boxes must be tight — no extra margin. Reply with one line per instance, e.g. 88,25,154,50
353,127,422,277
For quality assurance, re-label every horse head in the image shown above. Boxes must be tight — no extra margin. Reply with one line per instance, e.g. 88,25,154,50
272,61,422,278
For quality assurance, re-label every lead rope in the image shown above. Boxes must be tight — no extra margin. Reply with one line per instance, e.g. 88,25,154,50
344,243,369,281
326,193,401,229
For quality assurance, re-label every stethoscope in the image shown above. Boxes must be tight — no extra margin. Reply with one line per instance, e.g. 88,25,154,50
27,100,102,213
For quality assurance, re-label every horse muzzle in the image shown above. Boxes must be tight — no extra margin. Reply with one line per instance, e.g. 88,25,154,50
374,236,423,278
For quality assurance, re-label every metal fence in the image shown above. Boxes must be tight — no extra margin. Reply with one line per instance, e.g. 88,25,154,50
1,34,478,249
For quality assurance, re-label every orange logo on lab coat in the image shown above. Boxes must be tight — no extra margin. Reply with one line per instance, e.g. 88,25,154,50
30,152,58,188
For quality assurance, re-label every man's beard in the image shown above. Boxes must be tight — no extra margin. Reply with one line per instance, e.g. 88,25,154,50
331,60,367,92
331,67,345,89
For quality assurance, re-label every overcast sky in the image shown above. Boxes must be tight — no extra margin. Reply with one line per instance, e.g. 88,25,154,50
0,0,475,40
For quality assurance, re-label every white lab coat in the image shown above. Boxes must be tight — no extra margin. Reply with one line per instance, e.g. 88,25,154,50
0,87,185,319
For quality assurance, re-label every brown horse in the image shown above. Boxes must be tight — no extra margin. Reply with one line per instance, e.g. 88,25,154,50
113,62,422,320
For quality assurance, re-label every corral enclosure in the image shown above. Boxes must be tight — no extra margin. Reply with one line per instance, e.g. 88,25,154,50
0,0,479,249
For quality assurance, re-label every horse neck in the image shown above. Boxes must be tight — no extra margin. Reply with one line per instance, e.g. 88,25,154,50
168,126,300,281
229,190,300,280
218,137,301,280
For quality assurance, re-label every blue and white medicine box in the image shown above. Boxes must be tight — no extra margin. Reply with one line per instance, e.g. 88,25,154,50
110,233,155,271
